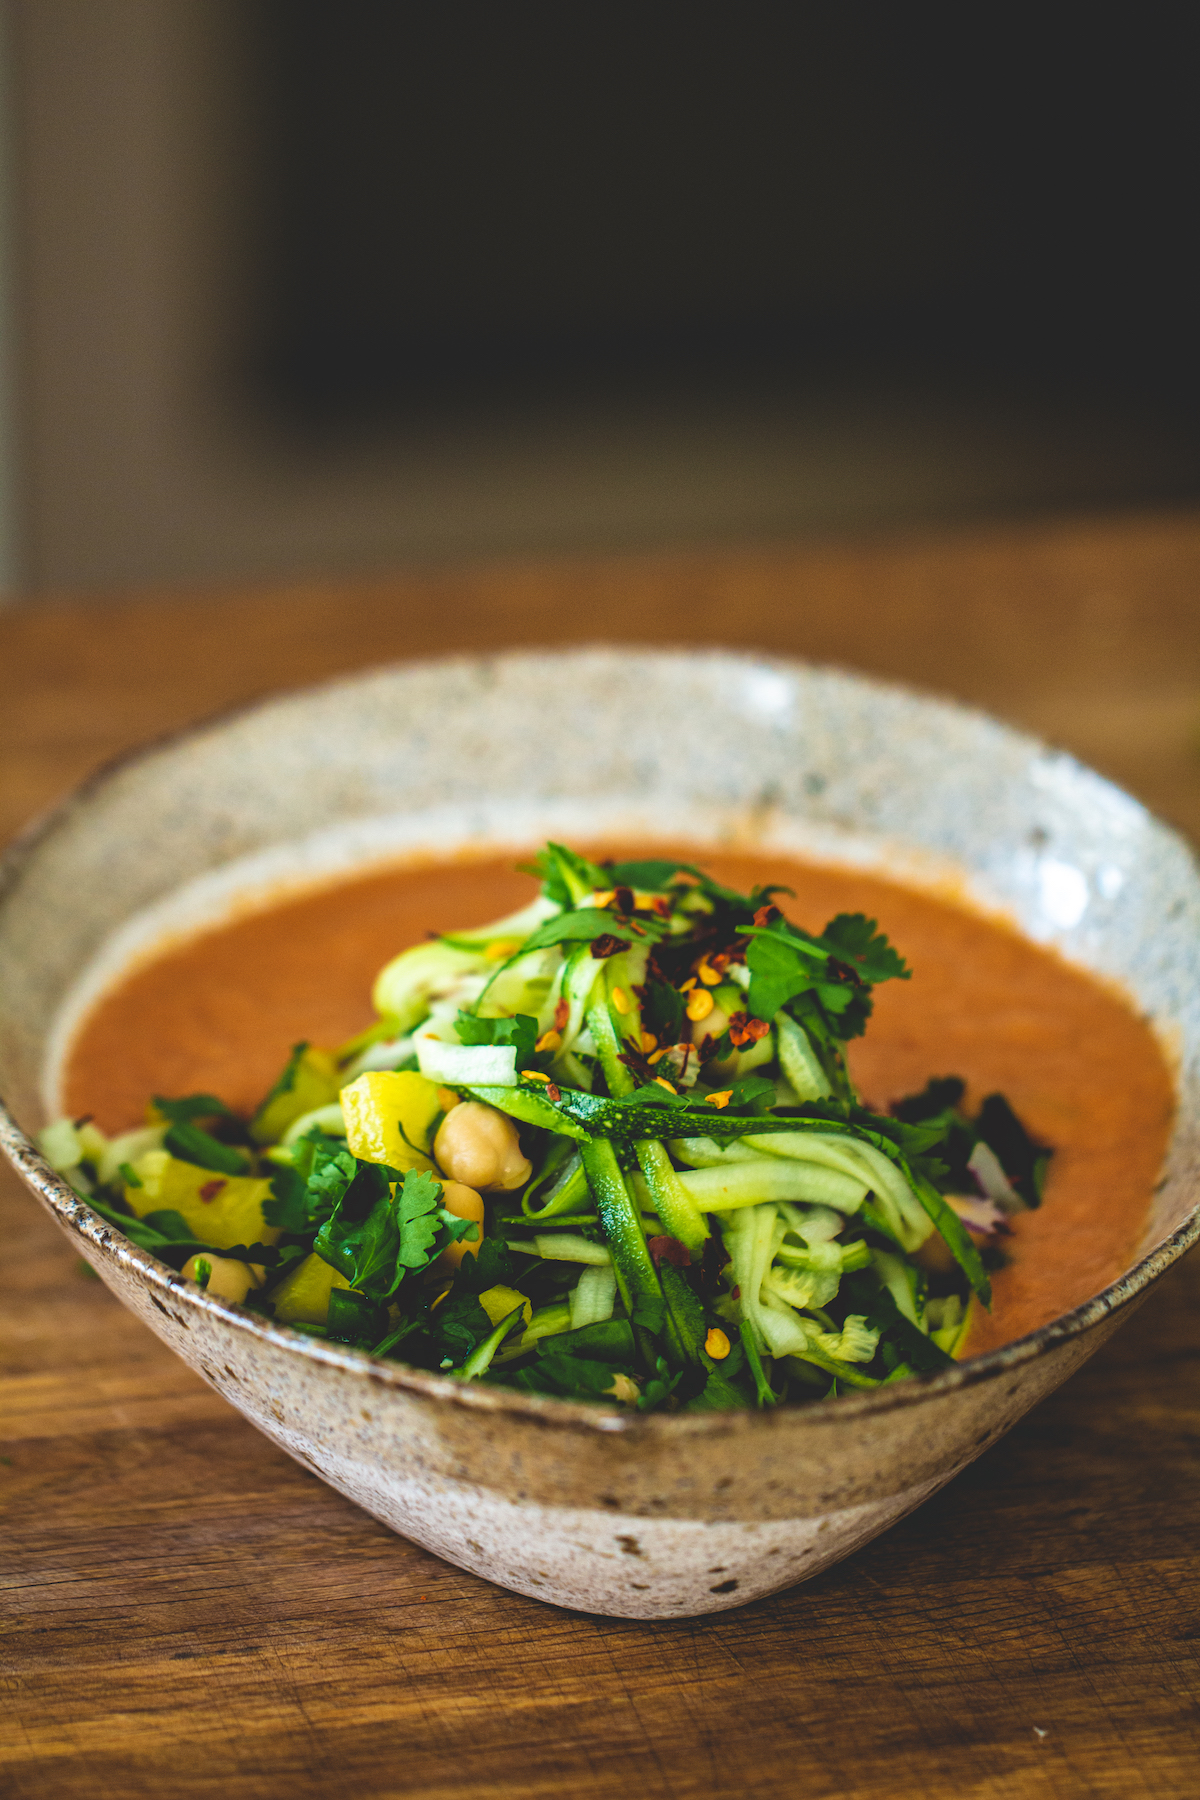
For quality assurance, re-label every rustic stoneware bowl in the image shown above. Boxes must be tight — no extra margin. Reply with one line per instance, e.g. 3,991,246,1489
3,649,1199,1619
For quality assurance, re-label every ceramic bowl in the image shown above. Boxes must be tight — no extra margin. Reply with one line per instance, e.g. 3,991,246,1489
3,648,1199,1619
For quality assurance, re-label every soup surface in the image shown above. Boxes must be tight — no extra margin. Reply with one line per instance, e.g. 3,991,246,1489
64,850,1175,1358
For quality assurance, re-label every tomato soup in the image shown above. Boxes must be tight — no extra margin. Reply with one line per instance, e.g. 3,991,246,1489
63,851,1175,1357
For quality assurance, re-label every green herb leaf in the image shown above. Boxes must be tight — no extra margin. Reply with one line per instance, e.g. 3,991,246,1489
744,927,826,1022
455,1011,539,1064
518,908,631,952
514,1352,634,1401
395,1168,449,1268
820,914,910,984
911,1174,992,1305
151,1092,239,1127
326,1288,388,1345
163,1122,249,1176
263,1132,356,1230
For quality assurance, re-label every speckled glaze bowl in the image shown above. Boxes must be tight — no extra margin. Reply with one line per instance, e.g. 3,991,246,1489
3,649,1199,1618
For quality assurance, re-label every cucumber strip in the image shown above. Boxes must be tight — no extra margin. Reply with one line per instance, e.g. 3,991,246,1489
463,1084,590,1138
871,1250,923,1326
775,1010,833,1101
521,1150,591,1219
453,1304,526,1380
669,1135,771,1168
677,1161,868,1213
738,1320,777,1407
530,1234,611,1266
635,1139,708,1251
570,1263,618,1328
781,1349,880,1391
492,1300,573,1364
579,1138,667,1338
553,944,604,1061
751,1130,932,1250
585,997,636,1098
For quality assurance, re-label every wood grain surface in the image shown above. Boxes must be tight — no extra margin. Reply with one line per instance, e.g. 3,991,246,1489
3,512,1200,1798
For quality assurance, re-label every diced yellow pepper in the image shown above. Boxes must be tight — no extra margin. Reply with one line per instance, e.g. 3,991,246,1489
268,1251,351,1325
340,1070,443,1171
125,1150,279,1250
478,1284,532,1329
251,1046,342,1146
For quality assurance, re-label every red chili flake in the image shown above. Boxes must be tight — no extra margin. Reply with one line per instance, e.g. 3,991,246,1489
199,1180,227,1203
554,996,570,1031
546,1083,562,1103
647,1235,692,1268
731,1285,741,1300
753,904,779,928
591,934,630,959
727,1012,770,1047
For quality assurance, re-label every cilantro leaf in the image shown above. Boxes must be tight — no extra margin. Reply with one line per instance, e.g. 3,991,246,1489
819,914,910,984
163,1122,249,1176
603,859,692,889
454,1235,515,1292
395,1168,449,1268
523,843,608,907
151,1092,239,1127
744,927,825,1022
263,1132,356,1230
518,908,629,951
430,1290,494,1363
642,979,684,1044
514,1352,633,1401
455,1011,539,1064
314,1189,401,1295
326,1288,388,1345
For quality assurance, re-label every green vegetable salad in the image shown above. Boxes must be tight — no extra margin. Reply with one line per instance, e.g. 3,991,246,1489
41,843,1050,1410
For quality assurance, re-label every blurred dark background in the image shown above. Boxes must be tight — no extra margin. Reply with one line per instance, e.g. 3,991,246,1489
4,2,1199,595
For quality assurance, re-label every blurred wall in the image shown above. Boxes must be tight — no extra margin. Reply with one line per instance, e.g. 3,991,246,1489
5,2,1200,599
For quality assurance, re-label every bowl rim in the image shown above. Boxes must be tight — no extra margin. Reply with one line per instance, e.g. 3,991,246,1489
3,644,1198,1438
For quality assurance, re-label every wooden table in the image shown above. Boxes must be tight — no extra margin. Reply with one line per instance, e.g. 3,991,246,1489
4,512,1200,1798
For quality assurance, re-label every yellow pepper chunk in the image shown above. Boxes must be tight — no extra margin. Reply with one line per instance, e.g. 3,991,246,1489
124,1151,279,1250
478,1285,533,1330
251,1045,342,1146
268,1251,351,1325
340,1070,443,1171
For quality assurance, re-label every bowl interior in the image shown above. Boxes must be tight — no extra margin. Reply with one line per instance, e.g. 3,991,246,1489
3,647,1199,1327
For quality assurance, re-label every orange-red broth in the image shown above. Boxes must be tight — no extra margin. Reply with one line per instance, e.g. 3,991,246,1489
64,853,1175,1357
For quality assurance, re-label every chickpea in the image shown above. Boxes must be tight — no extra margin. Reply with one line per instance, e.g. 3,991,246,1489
182,1253,258,1304
913,1231,956,1276
434,1101,531,1192
691,1003,732,1052
436,1180,485,1271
